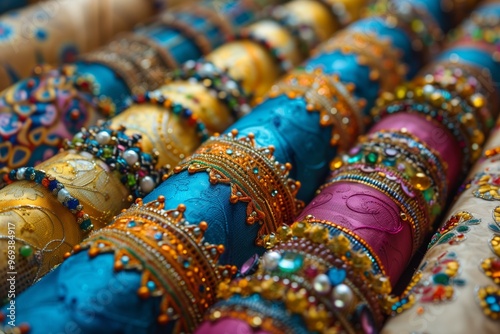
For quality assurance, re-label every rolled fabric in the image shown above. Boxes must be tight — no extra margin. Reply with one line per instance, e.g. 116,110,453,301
0,0,274,169
0,0,178,90
0,0,467,332
378,4,500,333
0,0,38,15
198,2,499,333
0,0,347,315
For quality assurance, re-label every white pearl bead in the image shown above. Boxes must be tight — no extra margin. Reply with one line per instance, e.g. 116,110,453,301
313,274,331,294
139,176,155,193
57,189,70,203
95,131,111,145
332,283,354,310
262,251,281,270
16,168,26,180
123,150,139,165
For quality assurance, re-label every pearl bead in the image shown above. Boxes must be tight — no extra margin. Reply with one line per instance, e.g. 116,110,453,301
16,168,26,180
57,189,70,203
95,131,111,145
262,251,281,270
123,150,139,165
313,274,331,294
332,283,354,310
140,176,155,193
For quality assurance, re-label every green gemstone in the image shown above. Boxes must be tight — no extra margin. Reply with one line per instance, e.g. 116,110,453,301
80,219,93,231
365,152,378,164
433,272,450,285
19,245,33,257
127,174,137,187
423,188,435,202
456,225,469,233
103,147,113,159
278,252,303,273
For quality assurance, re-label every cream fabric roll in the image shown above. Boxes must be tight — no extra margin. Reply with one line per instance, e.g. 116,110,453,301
381,121,500,333
0,0,170,90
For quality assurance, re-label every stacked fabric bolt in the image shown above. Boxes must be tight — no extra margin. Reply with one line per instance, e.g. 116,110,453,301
380,2,500,333
0,0,476,333
0,0,179,90
0,0,351,310
198,1,499,333
0,0,278,169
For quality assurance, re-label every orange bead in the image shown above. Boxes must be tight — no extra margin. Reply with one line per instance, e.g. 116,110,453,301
137,286,150,299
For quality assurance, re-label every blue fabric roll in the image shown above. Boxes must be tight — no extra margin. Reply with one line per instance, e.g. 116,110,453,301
0,1,469,333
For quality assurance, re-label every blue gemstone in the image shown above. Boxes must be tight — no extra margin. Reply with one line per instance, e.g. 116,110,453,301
8,170,16,180
24,167,35,179
183,260,190,268
199,285,205,293
48,180,59,191
121,256,130,264
486,296,497,305
491,304,500,312
127,221,136,228
184,109,193,117
154,232,163,240
278,252,303,273
80,219,92,231
34,171,45,183
67,198,79,210
327,268,346,286
147,281,156,291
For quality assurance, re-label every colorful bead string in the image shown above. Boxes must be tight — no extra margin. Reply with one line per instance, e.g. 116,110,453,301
131,91,210,141
169,60,251,118
64,121,165,199
3,167,93,232
235,29,293,73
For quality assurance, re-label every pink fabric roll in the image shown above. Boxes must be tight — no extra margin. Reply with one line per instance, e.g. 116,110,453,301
297,181,412,285
369,112,462,188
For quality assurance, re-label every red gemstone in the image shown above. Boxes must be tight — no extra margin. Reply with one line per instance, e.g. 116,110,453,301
491,259,500,271
304,265,318,278
492,177,500,185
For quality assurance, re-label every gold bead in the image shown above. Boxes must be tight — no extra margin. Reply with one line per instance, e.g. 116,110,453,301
410,172,431,191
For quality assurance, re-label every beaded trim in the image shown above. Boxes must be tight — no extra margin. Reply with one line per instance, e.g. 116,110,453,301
168,60,251,119
131,91,210,141
64,121,165,199
156,12,214,55
81,33,178,95
65,196,236,332
267,5,320,56
235,28,293,73
171,130,303,242
266,68,366,151
210,219,392,333
367,0,444,60
316,30,407,93
371,63,493,171
2,167,93,232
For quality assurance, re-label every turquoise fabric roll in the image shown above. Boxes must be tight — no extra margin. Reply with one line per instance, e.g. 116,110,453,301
0,0,473,333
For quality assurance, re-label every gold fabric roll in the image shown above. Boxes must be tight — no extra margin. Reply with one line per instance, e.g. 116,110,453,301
0,0,174,90
0,150,129,297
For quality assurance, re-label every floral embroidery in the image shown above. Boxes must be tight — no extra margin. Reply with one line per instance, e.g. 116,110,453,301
427,211,480,249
